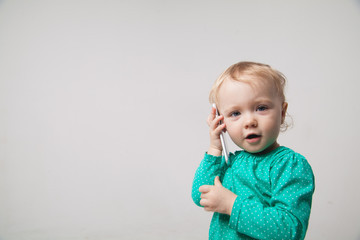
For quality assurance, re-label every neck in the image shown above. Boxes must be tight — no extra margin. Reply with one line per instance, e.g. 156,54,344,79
254,142,279,155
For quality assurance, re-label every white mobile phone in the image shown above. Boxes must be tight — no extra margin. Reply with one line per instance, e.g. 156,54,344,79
213,104,229,164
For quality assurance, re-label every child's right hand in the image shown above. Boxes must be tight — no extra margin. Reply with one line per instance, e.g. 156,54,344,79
207,106,226,156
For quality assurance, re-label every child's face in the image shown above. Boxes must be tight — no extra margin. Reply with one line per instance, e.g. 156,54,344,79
218,78,287,154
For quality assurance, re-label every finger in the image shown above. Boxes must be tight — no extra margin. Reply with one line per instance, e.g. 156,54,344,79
211,105,217,115
207,107,217,126
200,192,208,199
213,119,226,134
214,176,222,186
200,198,208,207
210,115,225,130
204,207,211,212
204,206,214,212
206,116,212,127
199,185,210,193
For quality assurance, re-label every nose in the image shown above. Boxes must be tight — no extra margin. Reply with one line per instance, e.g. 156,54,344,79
244,114,258,129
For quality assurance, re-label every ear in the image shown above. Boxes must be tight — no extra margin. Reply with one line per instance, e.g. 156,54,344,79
281,102,288,124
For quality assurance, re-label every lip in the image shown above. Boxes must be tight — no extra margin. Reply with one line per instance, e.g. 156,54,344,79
245,133,262,143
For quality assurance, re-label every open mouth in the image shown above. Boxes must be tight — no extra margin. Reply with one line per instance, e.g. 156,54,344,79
246,134,261,139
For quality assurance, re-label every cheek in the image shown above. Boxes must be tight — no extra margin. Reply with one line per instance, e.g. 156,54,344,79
260,116,280,132
265,118,281,136
225,121,242,137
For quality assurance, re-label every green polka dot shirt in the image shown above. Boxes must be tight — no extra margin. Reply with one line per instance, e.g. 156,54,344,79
192,146,315,240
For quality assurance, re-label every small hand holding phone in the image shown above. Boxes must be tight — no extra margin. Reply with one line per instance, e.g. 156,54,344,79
213,103,229,164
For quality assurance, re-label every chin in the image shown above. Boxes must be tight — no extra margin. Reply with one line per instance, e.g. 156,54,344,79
242,147,264,153
242,144,273,154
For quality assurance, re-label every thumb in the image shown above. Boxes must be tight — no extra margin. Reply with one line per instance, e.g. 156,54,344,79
214,176,222,186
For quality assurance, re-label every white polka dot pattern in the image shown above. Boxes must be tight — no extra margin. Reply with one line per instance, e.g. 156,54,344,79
191,146,315,240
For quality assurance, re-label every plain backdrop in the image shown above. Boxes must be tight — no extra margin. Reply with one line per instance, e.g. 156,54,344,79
1,0,360,239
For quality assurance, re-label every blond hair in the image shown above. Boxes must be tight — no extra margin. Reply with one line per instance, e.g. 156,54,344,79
209,61,290,131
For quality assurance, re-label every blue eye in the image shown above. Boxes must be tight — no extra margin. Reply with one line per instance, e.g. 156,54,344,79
257,105,268,111
231,111,241,117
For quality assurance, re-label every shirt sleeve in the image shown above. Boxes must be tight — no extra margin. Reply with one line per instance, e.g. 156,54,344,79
229,153,315,240
191,153,227,207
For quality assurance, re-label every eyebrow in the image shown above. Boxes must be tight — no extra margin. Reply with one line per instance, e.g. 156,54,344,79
254,98,273,105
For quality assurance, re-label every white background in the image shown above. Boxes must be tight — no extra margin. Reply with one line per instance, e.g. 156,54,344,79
1,1,360,239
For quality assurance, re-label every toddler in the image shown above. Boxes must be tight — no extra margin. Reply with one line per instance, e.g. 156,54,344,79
191,62,315,240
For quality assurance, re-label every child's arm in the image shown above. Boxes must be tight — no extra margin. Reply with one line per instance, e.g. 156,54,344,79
191,153,226,207
229,154,315,240
191,107,228,206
